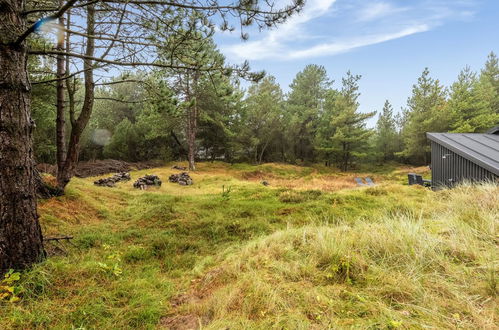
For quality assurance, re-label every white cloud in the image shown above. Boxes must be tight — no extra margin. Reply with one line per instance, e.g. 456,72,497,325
357,2,409,22
222,0,337,60
288,24,430,59
219,0,478,62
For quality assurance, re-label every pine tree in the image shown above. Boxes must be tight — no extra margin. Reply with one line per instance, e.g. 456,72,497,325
240,76,284,164
315,89,340,166
448,66,499,132
196,75,244,162
325,71,376,171
399,68,449,164
286,65,332,163
480,52,499,116
375,100,398,161
156,25,226,170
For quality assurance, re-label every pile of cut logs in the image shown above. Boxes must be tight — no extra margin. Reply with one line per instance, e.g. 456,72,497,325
94,172,131,187
169,172,193,185
94,170,194,189
133,174,162,189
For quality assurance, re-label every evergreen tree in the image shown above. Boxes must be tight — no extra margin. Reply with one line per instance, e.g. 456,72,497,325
399,68,449,164
480,52,499,116
103,118,138,160
240,76,284,164
448,66,499,132
315,89,340,166
324,71,376,171
286,64,332,163
393,111,405,158
197,76,244,162
155,18,233,170
375,100,398,161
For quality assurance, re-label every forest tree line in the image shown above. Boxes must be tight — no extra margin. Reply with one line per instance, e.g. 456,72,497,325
32,52,499,170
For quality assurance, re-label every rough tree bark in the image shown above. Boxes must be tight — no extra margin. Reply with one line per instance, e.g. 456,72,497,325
0,0,45,270
55,0,67,188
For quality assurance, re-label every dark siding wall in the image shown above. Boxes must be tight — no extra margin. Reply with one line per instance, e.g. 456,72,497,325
431,141,498,189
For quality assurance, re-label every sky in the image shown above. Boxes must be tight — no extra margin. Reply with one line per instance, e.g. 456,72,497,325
215,0,499,126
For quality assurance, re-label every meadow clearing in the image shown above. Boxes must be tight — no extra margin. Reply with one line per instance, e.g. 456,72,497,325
1,162,497,329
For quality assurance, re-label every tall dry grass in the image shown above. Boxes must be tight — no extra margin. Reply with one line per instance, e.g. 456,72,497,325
168,184,498,329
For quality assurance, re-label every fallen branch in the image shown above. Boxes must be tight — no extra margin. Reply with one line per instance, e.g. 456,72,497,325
43,236,74,241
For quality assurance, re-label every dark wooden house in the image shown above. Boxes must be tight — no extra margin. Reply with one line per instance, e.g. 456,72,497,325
426,127,499,189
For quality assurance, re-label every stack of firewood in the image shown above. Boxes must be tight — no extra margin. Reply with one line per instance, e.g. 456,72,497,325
94,172,131,187
168,172,193,185
133,174,162,189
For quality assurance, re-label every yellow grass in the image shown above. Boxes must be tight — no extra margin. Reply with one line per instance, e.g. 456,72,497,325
1,162,495,329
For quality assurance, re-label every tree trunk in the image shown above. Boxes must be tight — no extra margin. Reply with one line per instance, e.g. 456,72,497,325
171,130,187,158
187,103,197,171
57,5,95,188
186,71,199,171
55,1,67,187
0,0,45,270
341,142,348,171
258,139,270,164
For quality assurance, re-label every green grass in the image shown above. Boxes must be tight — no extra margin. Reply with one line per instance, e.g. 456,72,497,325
0,162,496,329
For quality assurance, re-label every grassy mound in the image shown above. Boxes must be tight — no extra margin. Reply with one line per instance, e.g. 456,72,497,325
165,184,498,329
0,163,495,329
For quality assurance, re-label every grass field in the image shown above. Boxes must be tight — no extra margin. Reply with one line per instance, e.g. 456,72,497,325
1,162,497,329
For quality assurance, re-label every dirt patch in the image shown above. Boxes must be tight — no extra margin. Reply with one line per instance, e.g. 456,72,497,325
159,314,202,330
37,159,164,177
169,293,202,308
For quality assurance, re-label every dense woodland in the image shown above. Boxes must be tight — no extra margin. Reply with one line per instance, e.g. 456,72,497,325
32,51,499,170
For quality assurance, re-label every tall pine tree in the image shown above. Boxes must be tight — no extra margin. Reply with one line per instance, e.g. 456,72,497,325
399,68,449,164
448,66,499,132
286,65,332,163
240,76,284,164
325,72,376,171
375,100,398,161
480,52,499,116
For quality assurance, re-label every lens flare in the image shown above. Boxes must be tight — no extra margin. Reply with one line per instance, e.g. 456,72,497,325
92,129,112,146
35,18,64,45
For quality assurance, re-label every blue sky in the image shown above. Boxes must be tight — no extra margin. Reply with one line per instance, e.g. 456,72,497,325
215,0,499,126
